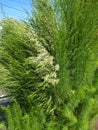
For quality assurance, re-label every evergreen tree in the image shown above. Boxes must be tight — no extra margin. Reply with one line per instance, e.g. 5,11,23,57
0,18,59,111
29,0,98,129
0,0,98,130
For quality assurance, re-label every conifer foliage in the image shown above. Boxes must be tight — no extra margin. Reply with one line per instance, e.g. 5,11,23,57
0,0,98,130
0,18,59,112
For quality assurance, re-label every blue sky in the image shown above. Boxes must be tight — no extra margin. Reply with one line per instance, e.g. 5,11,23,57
0,0,32,20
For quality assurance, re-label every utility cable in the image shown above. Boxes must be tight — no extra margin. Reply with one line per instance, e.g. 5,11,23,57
8,0,31,5
0,3,26,13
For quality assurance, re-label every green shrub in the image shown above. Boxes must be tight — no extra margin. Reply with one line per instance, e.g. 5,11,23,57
0,122,6,130
0,0,98,130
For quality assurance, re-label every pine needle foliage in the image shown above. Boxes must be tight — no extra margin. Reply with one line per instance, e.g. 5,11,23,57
28,0,98,129
0,0,98,130
0,18,59,113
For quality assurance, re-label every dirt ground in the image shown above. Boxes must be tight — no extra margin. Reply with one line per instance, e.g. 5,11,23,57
93,120,98,130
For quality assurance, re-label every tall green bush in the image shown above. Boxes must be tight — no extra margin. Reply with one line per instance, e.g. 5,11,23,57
0,18,60,129
0,18,59,112
29,0,98,129
0,0,98,130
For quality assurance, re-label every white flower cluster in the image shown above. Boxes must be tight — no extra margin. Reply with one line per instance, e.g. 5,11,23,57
25,31,59,88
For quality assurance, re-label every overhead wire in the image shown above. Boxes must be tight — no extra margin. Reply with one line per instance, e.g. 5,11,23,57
8,0,31,5
0,2,26,13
